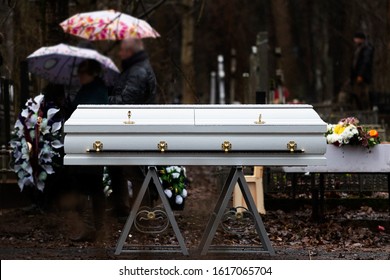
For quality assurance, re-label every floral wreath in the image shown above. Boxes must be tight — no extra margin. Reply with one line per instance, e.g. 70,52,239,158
158,166,188,206
9,94,63,191
325,117,380,148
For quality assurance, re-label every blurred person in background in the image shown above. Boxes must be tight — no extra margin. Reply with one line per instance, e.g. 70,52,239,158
68,59,108,242
350,32,374,110
108,38,157,219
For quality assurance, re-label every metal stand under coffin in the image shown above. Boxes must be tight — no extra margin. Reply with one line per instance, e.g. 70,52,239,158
114,166,275,256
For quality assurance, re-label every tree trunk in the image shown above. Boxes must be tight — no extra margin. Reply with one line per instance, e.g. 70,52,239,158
44,0,69,45
271,0,306,100
180,0,196,104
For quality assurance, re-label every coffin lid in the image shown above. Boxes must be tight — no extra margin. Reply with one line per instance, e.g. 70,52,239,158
65,104,326,133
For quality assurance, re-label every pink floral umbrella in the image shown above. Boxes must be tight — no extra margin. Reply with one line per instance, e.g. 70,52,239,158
60,9,160,41
26,43,119,86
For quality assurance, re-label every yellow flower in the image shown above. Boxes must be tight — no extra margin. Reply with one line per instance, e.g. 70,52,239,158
334,124,345,135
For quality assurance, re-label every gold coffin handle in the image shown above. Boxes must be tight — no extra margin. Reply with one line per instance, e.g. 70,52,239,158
158,141,168,152
221,140,232,152
287,141,297,152
88,140,103,152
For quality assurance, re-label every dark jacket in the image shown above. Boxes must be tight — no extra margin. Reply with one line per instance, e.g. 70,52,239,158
351,42,374,84
67,77,107,176
108,51,156,104
70,77,108,116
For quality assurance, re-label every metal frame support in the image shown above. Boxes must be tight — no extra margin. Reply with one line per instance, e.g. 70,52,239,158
115,166,275,256
115,166,189,255
198,166,275,256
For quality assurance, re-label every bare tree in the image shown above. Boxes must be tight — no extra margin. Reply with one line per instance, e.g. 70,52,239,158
180,0,196,103
270,0,307,100
44,0,69,45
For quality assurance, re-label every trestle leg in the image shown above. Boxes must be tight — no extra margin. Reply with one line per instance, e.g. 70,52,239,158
115,166,188,255
198,167,275,256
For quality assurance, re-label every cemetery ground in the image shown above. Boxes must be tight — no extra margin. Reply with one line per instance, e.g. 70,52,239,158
0,166,389,260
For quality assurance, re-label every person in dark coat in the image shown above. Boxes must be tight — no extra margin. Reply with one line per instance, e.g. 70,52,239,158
70,59,108,113
108,39,157,218
350,32,374,110
69,59,108,242
108,39,156,104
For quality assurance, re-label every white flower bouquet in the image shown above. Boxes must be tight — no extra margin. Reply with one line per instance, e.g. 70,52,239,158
158,166,189,209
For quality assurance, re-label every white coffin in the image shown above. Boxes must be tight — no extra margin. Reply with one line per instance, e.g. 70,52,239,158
64,104,327,166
